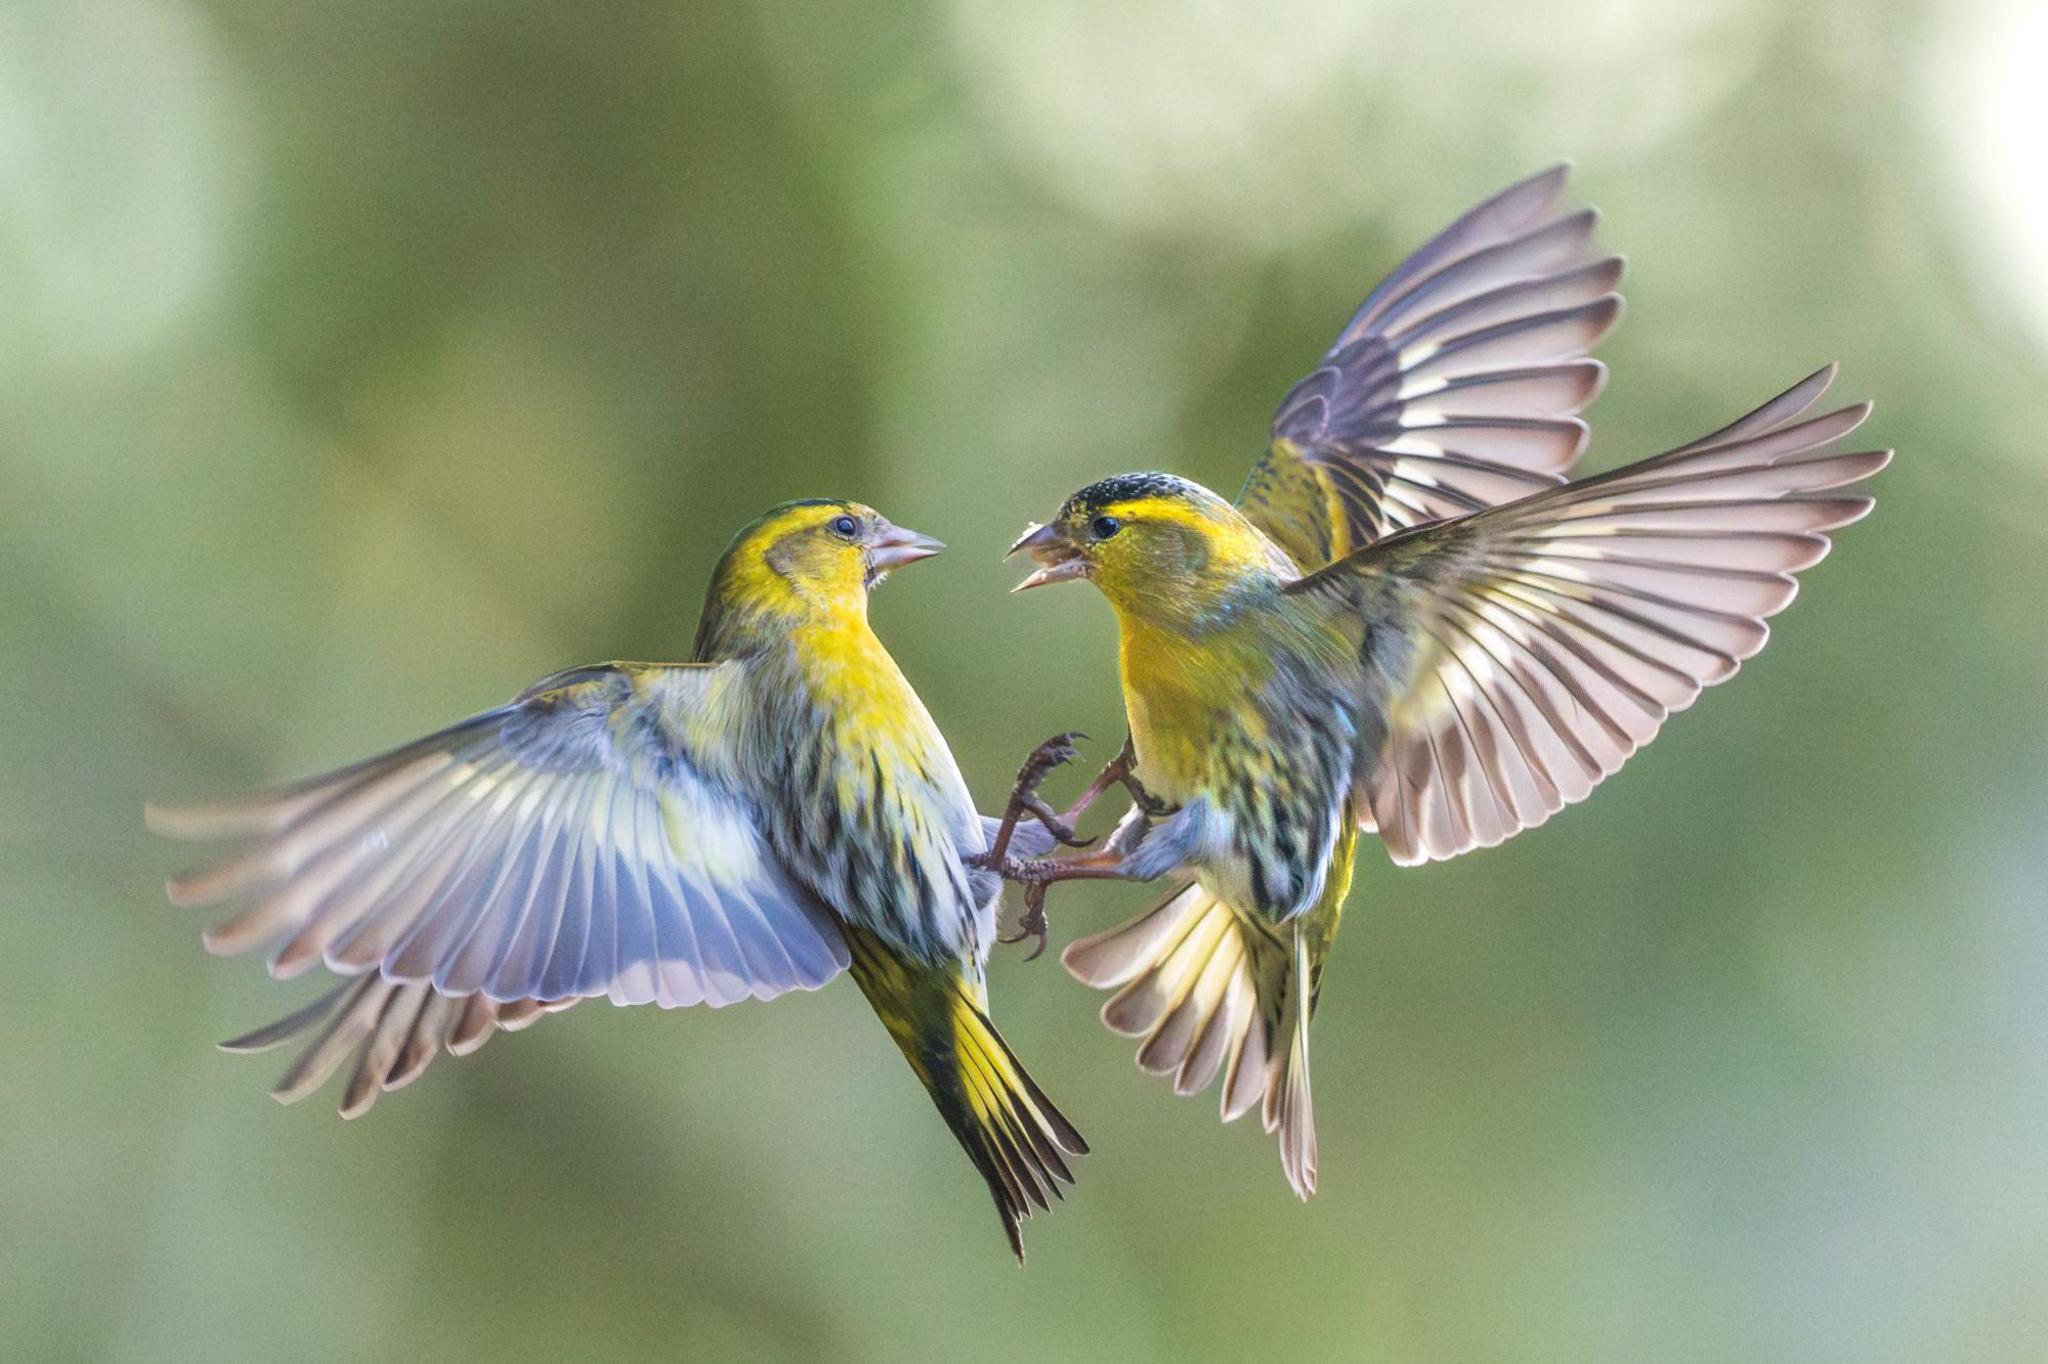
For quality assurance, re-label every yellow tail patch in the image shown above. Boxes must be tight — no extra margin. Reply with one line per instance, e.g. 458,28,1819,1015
844,925,1086,1261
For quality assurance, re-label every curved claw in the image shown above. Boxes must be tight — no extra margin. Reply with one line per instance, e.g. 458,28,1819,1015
1020,731,1088,785
986,731,1092,869
1001,885,1050,961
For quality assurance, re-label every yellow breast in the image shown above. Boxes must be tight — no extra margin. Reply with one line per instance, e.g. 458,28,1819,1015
1116,615,1267,803
793,613,951,795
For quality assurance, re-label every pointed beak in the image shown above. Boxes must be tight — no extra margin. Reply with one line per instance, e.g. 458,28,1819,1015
867,523,945,576
1007,521,1088,592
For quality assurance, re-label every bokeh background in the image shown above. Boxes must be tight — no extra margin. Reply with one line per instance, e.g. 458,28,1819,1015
6,0,2047,1359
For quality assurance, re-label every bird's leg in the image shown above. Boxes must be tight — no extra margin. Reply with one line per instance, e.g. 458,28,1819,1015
982,731,1094,868
1077,736,1178,820
978,733,1180,959
995,849,1133,961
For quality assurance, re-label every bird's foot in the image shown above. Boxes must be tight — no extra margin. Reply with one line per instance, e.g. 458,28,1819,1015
998,884,1051,961
1020,794,1094,849
981,731,1093,866
1018,730,1088,793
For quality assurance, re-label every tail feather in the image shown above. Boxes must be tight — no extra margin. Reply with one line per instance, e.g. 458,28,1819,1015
844,925,1085,1262
1220,988,1272,1123
1174,958,1253,1097
1063,881,1312,1186
1270,933,1317,1198
1135,921,1242,1074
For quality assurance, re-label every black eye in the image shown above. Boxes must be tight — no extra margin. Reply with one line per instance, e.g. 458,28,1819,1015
1091,514,1123,540
829,514,860,539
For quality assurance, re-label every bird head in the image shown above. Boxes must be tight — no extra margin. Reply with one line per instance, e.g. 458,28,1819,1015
1008,473,1286,627
695,500,943,655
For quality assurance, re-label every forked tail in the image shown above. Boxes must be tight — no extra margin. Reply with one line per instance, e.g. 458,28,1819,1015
843,925,1087,1261
1062,881,1320,1198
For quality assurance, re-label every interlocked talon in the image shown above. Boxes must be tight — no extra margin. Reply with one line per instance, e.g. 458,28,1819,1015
977,732,1182,959
988,847,1135,958
982,730,1092,869
988,846,1113,956
984,732,1177,869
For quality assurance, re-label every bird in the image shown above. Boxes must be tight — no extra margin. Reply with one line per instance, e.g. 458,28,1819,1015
148,499,1086,1260
979,165,1888,1200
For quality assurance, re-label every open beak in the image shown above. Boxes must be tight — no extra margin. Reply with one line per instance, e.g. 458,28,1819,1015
1007,521,1088,592
866,523,945,583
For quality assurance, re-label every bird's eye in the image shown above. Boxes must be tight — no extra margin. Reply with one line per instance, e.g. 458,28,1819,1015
829,514,860,539
1091,515,1123,540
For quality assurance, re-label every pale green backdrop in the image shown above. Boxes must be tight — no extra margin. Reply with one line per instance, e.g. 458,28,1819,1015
5,0,2047,1360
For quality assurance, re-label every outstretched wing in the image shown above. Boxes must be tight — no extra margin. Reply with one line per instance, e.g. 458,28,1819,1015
1286,366,1886,866
150,662,849,1112
213,974,580,1118
1241,165,1622,571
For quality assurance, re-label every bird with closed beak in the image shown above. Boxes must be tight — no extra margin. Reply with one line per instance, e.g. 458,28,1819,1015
150,499,1085,1260
979,166,1888,1200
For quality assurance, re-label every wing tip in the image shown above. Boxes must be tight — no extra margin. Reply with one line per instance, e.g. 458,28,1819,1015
200,925,248,956
1584,255,1627,292
1580,357,1611,408
1563,414,1593,462
1589,290,1625,334
143,799,192,838
1517,160,1574,201
1831,489,1881,526
1778,362,1844,419
146,796,243,841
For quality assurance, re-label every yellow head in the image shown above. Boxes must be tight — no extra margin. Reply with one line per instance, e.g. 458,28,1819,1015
693,500,943,659
1009,473,1290,629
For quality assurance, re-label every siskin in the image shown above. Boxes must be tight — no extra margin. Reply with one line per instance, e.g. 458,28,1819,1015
983,167,1887,1199
150,501,1085,1260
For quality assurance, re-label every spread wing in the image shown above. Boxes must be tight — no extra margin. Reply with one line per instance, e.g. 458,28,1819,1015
1241,165,1622,572
212,974,579,1118
149,662,849,1112
1286,366,1887,866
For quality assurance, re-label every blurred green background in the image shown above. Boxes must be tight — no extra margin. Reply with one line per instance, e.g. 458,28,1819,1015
6,0,2047,1359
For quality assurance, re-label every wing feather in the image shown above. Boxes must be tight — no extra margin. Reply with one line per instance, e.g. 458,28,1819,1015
1242,166,1621,570
151,662,851,1113
1288,366,1887,865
